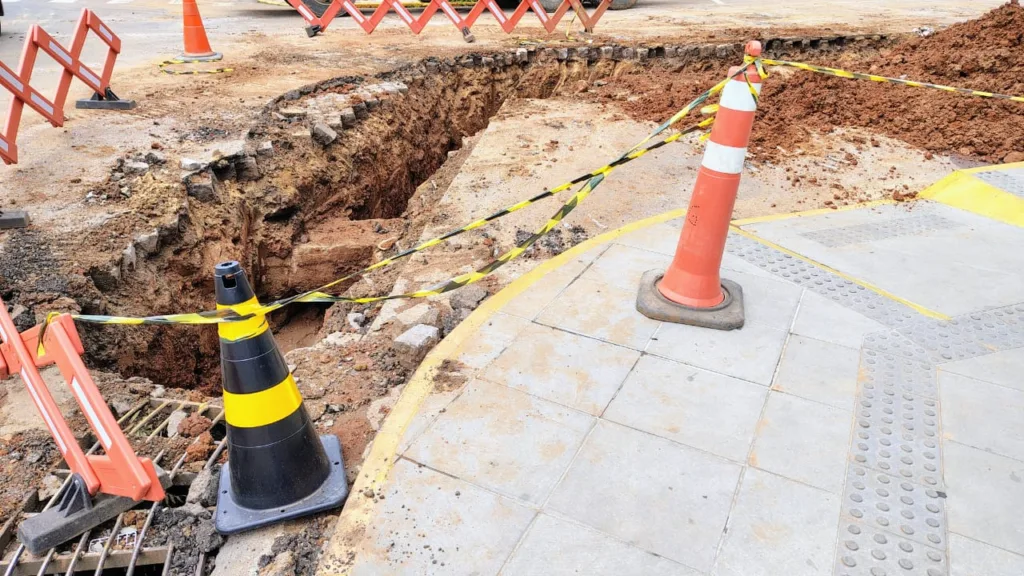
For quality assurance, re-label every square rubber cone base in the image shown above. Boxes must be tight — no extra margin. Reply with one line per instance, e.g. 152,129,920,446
636,270,745,330
75,98,137,110
215,434,348,535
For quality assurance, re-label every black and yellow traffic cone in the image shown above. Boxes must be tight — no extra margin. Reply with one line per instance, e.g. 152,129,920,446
212,261,348,534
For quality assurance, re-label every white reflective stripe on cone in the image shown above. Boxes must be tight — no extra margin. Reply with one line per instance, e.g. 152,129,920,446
701,141,747,174
720,78,762,112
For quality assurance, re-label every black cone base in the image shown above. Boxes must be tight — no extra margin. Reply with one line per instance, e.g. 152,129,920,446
214,435,348,535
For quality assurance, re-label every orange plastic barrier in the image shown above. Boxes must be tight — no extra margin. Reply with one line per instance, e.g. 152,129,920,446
287,0,611,38
0,9,134,166
0,303,164,503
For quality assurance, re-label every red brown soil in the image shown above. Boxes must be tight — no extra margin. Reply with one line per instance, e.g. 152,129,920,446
592,2,1024,164
184,431,216,466
177,413,213,438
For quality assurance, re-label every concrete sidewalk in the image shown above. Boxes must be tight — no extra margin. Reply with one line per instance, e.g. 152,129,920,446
320,163,1024,576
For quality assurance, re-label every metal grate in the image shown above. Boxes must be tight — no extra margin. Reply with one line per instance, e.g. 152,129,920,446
0,398,224,575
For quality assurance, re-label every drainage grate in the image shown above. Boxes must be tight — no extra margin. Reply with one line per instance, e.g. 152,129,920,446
0,398,224,576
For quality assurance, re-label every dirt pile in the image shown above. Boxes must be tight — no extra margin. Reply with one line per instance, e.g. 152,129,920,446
760,1,1024,162
589,2,1024,163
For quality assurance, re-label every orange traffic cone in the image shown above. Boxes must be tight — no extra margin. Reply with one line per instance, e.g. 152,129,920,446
179,0,221,62
636,41,764,331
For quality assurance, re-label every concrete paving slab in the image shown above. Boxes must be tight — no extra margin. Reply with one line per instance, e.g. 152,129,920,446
405,380,594,505
741,201,1024,315
502,257,593,321
750,392,852,494
647,321,788,386
712,468,840,576
612,220,683,257
396,386,465,455
326,194,1024,576
943,441,1024,556
500,513,699,576
724,270,803,331
536,275,660,350
604,355,767,462
580,243,672,293
349,458,535,575
772,334,860,410
938,347,1024,392
949,534,1024,576
939,372,1024,462
455,312,532,370
546,420,741,572
481,323,640,415
791,290,887,350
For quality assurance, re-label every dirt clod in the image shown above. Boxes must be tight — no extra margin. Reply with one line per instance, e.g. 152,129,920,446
177,413,213,438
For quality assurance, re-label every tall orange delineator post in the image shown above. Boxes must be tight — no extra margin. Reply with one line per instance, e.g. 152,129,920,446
636,41,764,330
179,0,221,62
0,301,167,554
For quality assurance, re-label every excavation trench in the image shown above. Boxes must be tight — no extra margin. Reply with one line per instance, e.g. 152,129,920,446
51,4,1024,397
75,37,904,394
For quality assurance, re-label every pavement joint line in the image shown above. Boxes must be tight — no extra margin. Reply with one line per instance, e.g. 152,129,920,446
329,208,687,568
728,225,951,321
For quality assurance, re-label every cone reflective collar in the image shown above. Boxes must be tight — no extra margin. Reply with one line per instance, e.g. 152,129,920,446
213,261,348,534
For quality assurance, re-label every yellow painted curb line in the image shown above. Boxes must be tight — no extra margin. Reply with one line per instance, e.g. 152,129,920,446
319,208,685,574
918,171,1024,228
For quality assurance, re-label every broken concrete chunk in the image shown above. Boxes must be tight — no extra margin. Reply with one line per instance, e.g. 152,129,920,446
311,123,338,146
211,140,246,160
395,303,439,328
144,151,166,165
135,230,160,256
121,243,137,275
279,107,307,119
123,161,149,175
257,141,274,157
394,324,440,369
180,158,202,171
185,172,216,202
194,520,224,554
185,466,220,508
347,312,366,329
235,155,260,182
166,410,188,438
325,114,344,131
324,332,363,348
262,550,296,576
39,474,63,501
339,107,358,127
353,102,369,119
450,285,488,311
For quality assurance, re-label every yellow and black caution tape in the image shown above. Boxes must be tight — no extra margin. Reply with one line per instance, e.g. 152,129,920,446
158,58,234,76
47,63,745,336
62,117,713,332
763,58,1024,103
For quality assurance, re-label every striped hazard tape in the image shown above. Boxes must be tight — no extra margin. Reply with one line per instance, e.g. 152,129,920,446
158,59,234,76
43,66,740,338
763,58,1024,103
